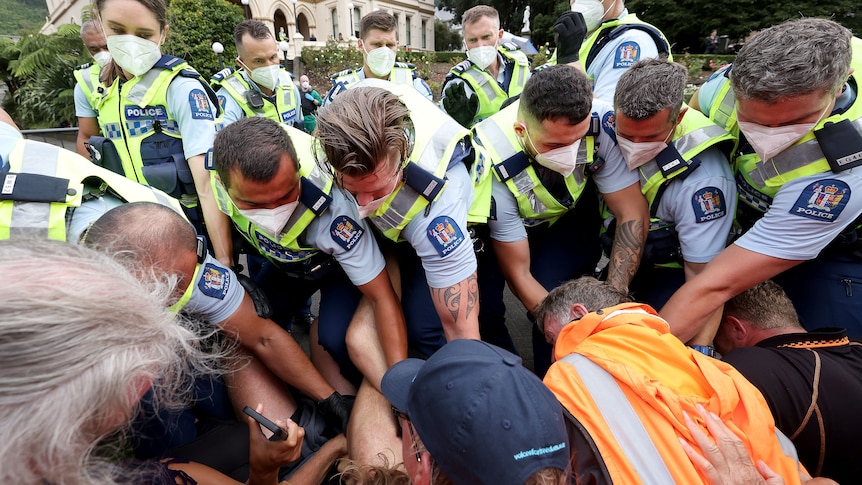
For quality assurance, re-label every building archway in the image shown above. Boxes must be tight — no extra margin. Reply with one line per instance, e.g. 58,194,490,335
274,9,288,40
297,12,309,39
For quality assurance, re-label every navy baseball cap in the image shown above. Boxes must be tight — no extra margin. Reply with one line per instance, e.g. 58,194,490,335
381,339,570,485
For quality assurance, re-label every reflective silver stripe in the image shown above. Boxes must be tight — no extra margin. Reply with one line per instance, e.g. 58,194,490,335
391,67,412,85
126,68,163,105
80,70,96,97
9,142,61,238
461,68,499,104
559,352,676,484
639,124,728,181
712,86,735,129
748,118,862,186
224,75,248,98
774,429,799,463
372,119,463,233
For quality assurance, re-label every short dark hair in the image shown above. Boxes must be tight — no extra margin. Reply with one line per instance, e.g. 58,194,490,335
723,280,803,331
234,19,273,49
213,117,299,189
360,10,397,39
519,65,592,126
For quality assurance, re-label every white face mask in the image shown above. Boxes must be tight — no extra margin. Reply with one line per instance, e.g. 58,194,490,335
301,81,310,90
738,105,829,162
616,124,675,170
92,50,112,68
571,0,614,33
239,201,299,238
355,166,402,218
467,44,498,71
523,128,580,177
364,46,397,77
246,64,281,91
106,34,162,77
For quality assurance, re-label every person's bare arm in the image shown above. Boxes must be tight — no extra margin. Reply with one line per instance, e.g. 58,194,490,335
683,261,724,346
75,116,101,158
190,154,234,266
357,269,408,368
429,272,481,340
662,244,800,343
492,238,548,315
603,182,649,290
219,293,335,401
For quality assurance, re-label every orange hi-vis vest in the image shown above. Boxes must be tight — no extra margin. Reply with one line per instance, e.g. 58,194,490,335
544,303,803,484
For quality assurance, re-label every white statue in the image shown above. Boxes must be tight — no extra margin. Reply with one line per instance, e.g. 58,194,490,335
522,6,531,33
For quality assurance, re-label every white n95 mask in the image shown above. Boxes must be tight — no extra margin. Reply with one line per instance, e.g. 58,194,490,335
571,0,612,33
239,201,298,239
617,137,668,170
92,50,112,68
364,46,397,77
523,128,580,177
248,64,281,91
467,45,498,71
106,34,162,77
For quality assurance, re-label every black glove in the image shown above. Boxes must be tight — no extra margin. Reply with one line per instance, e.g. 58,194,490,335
442,81,479,127
233,265,273,319
554,11,588,65
316,392,355,435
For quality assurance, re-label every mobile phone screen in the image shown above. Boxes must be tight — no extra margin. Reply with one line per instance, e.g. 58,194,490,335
242,406,289,441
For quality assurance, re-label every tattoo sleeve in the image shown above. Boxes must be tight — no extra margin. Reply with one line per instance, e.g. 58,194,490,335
430,272,480,339
607,219,645,291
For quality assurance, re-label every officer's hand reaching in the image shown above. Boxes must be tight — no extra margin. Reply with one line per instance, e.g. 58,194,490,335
315,392,355,435
233,266,274,319
442,82,479,127
554,11,588,65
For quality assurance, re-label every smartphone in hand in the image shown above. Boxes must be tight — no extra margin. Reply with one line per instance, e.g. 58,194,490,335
243,406,289,441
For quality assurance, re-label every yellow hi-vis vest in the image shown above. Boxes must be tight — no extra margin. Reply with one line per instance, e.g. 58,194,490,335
446,43,530,125
73,62,104,112
211,126,334,266
210,67,300,130
579,14,672,75
0,138,181,241
329,62,417,96
472,100,598,227
96,55,218,204
355,82,472,242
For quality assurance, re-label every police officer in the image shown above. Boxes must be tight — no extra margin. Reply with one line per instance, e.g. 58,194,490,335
93,0,233,267
612,59,736,349
211,117,406,389
472,64,648,374
211,20,304,130
663,18,862,340
315,81,481,383
73,19,111,158
439,5,530,128
323,10,432,105
569,0,671,102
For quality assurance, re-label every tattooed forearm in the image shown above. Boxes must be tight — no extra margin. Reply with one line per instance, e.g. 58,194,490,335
430,272,480,340
608,219,645,291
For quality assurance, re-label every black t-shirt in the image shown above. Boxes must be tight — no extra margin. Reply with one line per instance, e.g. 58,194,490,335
722,329,862,484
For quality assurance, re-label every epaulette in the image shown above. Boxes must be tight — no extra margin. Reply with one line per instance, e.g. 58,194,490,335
210,67,235,82
394,62,416,69
75,62,94,70
450,59,474,74
153,54,187,71
330,68,356,80
501,41,521,52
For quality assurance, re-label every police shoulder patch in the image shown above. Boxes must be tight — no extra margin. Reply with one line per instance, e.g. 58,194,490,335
601,111,617,142
426,216,466,257
198,262,230,299
330,215,364,251
691,186,727,223
189,89,213,120
613,41,640,69
789,179,851,222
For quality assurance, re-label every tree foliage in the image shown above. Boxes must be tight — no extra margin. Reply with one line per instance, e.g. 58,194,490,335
434,19,462,51
165,0,245,79
0,0,48,36
629,0,862,54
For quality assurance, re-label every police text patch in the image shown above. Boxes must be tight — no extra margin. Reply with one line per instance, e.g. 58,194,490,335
198,263,230,299
330,215,364,251
691,187,727,223
255,231,315,262
125,105,168,121
281,108,298,123
613,42,640,69
426,216,465,257
789,179,850,222
188,90,213,120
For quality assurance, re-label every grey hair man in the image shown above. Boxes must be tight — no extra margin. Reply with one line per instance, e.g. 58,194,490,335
717,280,862,484
613,58,736,352
74,19,110,157
663,18,862,342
